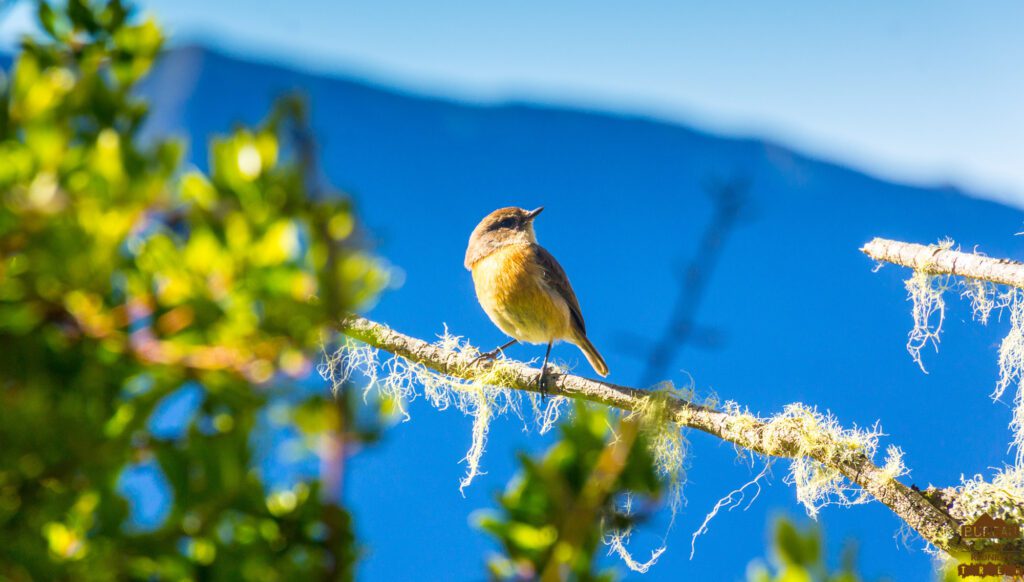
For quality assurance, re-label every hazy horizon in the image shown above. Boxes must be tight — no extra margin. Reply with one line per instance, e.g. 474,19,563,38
4,0,1021,208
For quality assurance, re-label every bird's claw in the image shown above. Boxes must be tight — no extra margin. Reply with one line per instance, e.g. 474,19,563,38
470,349,500,367
538,365,549,400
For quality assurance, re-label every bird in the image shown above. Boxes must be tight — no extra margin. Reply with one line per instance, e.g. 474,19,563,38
464,206,608,393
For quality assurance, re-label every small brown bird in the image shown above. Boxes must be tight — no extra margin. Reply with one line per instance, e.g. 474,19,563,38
464,206,608,390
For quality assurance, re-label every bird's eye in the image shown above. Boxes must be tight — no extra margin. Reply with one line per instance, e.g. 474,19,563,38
492,217,517,230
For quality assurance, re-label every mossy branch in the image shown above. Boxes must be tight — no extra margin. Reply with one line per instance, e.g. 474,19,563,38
862,237,1024,288
337,315,980,556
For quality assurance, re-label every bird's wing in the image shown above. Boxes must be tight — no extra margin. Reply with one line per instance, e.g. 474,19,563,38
532,244,587,335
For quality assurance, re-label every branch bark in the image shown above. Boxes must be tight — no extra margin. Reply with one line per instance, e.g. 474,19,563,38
862,237,1024,288
336,315,981,556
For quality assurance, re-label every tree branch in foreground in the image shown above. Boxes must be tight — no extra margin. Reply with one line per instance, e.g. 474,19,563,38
861,237,1024,560
862,237,1024,288
336,315,985,557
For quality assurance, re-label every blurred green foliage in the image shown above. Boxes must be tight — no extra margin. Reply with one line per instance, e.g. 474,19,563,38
747,518,872,582
476,404,665,581
0,1,385,579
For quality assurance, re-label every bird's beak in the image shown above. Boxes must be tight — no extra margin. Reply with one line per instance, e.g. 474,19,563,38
526,206,544,221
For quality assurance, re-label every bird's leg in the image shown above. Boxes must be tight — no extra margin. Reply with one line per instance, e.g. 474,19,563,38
539,340,553,399
470,338,518,366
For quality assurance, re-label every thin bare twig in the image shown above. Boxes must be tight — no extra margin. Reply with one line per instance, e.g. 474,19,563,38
632,177,750,387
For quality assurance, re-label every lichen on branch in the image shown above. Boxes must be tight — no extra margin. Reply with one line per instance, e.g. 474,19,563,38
905,269,951,372
997,291,1024,467
332,314,977,559
319,330,564,492
863,238,1024,469
862,237,1024,289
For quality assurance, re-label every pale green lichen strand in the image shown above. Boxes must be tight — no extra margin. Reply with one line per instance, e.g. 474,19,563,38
902,239,957,372
961,279,999,325
319,337,380,398
880,444,909,481
533,394,569,435
323,328,564,491
951,466,1024,527
604,494,667,574
762,404,895,519
628,385,691,513
994,290,1024,467
601,385,692,573
897,242,1024,467
689,460,773,559
905,271,950,373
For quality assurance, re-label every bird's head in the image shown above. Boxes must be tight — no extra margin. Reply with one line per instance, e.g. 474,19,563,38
464,206,544,269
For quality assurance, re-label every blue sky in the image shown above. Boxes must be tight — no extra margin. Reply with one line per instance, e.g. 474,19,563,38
3,0,1022,205
3,2,1023,579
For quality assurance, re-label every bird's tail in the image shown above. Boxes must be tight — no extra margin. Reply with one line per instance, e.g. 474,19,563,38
571,333,609,377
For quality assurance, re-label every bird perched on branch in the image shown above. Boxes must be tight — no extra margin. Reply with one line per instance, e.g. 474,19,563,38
464,206,608,393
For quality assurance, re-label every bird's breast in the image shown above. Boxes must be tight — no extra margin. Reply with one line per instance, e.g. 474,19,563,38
470,245,570,343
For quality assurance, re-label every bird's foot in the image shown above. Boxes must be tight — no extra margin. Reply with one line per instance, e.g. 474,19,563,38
470,348,502,367
470,339,518,369
538,365,549,400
